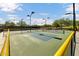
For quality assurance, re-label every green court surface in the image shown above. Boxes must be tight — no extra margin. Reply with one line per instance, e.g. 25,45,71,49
10,30,71,56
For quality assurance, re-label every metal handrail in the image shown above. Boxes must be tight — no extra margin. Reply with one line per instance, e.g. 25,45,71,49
0,29,10,56
54,31,74,56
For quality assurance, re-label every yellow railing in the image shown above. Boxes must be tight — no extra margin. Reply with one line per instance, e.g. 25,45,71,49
54,31,74,56
0,29,10,56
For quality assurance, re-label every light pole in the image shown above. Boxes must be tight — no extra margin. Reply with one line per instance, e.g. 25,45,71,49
27,11,35,32
73,3,76,56
65,3,76,56
47,17,50,25
43,17,49,26
42,17,50,31
21,19,23,33
43,18,46,25
73,3,76,42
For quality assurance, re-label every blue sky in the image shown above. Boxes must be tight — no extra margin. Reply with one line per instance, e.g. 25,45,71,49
0,3,79,25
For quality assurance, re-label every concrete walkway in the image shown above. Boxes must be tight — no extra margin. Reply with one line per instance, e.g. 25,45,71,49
0,32,5,53
75,31,79,56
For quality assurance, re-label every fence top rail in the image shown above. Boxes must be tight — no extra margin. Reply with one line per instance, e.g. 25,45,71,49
54,31,74,56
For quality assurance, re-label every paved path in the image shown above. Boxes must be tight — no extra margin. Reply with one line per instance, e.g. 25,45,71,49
75,31,79,56
0,32,5,53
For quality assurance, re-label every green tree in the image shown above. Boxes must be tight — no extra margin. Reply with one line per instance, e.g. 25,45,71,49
52,20,60,28
5,21,15,26
17,20,27,26
52,18,72,28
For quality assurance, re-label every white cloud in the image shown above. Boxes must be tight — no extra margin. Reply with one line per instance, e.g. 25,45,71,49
0,18,5,24
26,18,53,25
7,15,20,24
32,18,45,25
7,14,22,24
65,4,79,20
11,20,19,24
62,13,79,20
7,14,18,20
0,18,3,20
75,14,79,20
8,14,17,17
0,3,23,13
66,4,79,12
